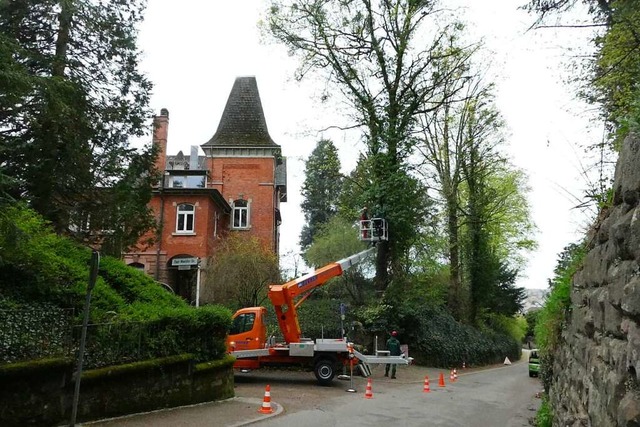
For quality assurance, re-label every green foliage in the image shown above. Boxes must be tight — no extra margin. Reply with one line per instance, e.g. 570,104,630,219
80,305,232,369
535,241,585,392
391,304,521,367
525,309,540,339
535,394,553,427
0,0,156,249
0,204,232,367
267,0,467,289
98,257,186,311
304,216,373,305
483,313,528,343
0,205,126,315
299,139,343,249
297,298,344,339
589,0,640,142
0,306,72,363
535,243,585,352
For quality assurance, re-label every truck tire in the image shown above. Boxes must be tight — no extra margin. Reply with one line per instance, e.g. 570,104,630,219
314,359,336,386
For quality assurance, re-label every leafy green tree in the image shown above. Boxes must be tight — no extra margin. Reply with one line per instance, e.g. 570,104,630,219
266,0,473,290
525,308,540,341
202,234,281,309
337,153,432,289
304,216,373,305
416,73,534,322
457,94,533,325
0,0,155,254
299,139,343,250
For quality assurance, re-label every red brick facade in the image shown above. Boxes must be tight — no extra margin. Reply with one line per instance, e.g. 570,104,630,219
124,77,286,304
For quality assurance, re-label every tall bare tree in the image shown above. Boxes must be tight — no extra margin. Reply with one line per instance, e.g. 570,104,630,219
266,0,473,290
203,235,281,309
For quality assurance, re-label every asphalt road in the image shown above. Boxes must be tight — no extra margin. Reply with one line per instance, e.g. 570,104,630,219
245,355,543,427
87,351,542,426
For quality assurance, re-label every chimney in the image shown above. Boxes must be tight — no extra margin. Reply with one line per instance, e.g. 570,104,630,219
153,108,169,174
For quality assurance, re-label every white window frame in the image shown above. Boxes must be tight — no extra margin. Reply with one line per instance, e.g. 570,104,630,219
232,199,249,229
176,203,195,233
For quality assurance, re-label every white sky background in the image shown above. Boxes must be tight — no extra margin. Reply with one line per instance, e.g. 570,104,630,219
137,1,602,289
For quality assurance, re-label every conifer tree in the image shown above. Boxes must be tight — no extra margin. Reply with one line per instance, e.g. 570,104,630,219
299,139,343,250
0,0,155,255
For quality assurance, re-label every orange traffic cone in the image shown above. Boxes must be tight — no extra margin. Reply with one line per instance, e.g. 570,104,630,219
453,368,458,381
364,378,374,399
438,372,446,387
423,376,431,393
450,369,455,382
258,385,273,414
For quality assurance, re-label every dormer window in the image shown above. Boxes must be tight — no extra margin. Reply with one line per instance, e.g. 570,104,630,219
176,203,195,233
232,199,249,229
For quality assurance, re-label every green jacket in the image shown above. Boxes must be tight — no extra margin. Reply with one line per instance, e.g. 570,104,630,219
386,336,401,356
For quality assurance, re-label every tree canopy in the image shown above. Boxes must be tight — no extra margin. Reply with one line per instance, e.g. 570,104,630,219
299,139,343,250
266,0,474,289
0,0,156,255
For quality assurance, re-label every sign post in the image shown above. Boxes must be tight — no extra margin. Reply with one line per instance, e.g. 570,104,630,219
195,260,201,307
70,250,100,426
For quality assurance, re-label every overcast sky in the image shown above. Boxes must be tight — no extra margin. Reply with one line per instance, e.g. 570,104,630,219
137,1,600,289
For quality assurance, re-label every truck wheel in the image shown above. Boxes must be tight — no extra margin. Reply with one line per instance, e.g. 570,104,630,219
314,359,336,386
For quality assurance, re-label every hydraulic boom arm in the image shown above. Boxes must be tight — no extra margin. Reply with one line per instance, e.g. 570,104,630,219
268,247,376,344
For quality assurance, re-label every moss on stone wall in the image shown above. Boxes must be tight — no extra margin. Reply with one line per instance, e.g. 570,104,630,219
195,354,236,372
0,357,72,378
81,353,193,382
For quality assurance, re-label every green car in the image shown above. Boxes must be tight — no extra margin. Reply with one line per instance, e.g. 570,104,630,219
529,349,540,377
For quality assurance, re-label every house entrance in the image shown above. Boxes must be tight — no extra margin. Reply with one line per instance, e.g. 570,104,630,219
167,256,199,305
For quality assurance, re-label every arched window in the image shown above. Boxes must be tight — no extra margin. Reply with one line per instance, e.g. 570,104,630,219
232,199,249,229
176,203,195,233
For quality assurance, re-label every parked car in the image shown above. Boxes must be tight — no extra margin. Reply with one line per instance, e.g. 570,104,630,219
529,349,540,377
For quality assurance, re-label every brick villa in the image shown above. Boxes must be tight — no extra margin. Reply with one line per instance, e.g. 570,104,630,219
124,77,287,304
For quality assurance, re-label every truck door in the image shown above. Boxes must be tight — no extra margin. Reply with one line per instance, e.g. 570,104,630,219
229,309,265,351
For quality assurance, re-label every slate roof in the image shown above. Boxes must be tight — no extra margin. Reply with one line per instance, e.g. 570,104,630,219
202,77,279,148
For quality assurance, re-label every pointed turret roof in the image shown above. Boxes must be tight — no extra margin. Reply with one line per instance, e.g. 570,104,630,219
202,77,279,148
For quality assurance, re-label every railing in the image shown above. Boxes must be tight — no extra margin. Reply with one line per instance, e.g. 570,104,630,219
2,309,222,369
0,307,74,364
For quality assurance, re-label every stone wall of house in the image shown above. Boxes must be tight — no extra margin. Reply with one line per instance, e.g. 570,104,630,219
549,134,640,426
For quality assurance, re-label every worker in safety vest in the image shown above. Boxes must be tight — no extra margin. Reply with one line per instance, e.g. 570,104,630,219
384,330,401,379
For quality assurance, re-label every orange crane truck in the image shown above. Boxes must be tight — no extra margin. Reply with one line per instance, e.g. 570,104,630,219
226,218,409,385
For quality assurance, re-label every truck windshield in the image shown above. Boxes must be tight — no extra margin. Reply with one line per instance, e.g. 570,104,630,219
230,313,256,334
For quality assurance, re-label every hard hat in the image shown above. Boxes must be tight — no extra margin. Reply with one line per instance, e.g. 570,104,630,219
391,330,398,336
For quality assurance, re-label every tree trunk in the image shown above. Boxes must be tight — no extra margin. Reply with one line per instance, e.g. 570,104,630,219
447,197,463,320
53,0,73,77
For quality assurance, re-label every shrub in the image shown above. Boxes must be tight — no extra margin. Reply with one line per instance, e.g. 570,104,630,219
0,305,73,363
390,304,520,367
0,204,233,366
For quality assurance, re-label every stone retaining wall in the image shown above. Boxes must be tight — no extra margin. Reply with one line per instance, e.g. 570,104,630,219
549,134,640,426
0,354,234,426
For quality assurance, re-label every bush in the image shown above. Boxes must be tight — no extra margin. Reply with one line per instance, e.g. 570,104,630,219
390,304,520,367
0,306,73,363
80,305,232,369
0,204,233,366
